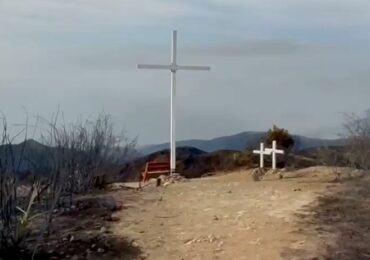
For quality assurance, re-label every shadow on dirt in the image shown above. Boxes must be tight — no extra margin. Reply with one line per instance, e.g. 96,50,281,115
281,176,370,259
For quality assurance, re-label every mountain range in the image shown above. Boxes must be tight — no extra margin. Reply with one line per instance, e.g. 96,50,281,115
138,131,346,156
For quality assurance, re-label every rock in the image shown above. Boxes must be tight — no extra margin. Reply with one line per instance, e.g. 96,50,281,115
91,244,97,249
185,238,196,245
163,181,173,187
100,227,107,233
251,168,265,181
215,241,224,252
100,196,123,211
67,234,74,242
213,215,219,221
105,214,120,222
97,248,105,253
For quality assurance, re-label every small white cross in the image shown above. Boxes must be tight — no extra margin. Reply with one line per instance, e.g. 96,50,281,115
265,140,284,170
253,143,271,168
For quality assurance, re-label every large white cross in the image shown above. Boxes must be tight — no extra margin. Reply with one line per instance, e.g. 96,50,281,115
253,143,271,168
138,30,210,173
265,140,284,170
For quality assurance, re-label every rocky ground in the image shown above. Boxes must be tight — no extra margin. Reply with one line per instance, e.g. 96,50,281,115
22,166,370,259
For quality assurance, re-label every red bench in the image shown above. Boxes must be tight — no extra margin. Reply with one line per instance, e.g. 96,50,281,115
141,161,171,183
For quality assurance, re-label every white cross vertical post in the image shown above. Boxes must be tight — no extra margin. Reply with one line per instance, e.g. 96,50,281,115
265,140,285,170
138,30,210,174
253,143,270,168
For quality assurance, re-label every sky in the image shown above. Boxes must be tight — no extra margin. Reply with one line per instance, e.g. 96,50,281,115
1,0,370,145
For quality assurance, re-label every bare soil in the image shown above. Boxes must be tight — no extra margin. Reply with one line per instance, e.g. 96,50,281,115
29,167,370,260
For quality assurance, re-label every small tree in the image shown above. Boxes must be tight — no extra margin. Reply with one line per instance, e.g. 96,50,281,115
265,125,294,168
343,113,370,170
265,125,294,151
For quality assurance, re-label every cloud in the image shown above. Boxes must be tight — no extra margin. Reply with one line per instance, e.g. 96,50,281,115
0,0,217,26
208,0,370,26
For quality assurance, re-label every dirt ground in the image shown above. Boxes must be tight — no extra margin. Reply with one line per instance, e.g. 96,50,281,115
108,167,370,260
30,166,370,260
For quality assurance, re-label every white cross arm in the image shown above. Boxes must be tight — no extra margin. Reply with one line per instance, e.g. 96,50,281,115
253,150,271,155
265,148,284,154
177,65,210,71
137,64,172,70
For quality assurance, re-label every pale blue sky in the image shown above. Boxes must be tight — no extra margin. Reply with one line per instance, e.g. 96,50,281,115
1,0,370,144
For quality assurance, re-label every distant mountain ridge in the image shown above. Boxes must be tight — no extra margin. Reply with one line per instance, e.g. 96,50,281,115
138,131,346,156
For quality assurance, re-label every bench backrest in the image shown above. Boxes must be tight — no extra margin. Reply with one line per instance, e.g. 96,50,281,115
146,162,170,172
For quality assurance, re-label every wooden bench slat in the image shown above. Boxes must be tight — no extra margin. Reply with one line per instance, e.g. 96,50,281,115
147,166,170,170
141,161,171,183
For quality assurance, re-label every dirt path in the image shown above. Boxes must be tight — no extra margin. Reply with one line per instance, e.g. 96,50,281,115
112,169,334,259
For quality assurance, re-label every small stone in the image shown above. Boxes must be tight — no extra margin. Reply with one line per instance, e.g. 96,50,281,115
163,181,171,187
97,248,105,253
185,238,196,245
105,214,120,222
91,244,97,249
67,234,74,242
100,227,107,233
213,215,219,221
